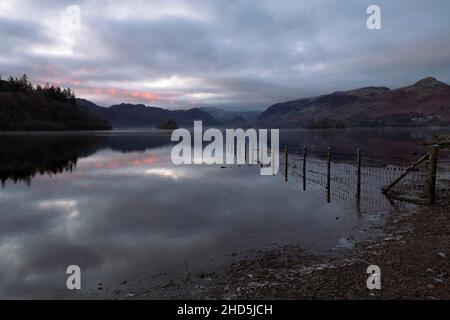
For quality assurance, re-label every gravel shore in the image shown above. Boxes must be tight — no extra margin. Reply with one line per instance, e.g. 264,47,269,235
196,203,450,300
97,203,449,300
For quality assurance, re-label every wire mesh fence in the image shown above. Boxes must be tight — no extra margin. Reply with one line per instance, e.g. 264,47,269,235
270,143,450,211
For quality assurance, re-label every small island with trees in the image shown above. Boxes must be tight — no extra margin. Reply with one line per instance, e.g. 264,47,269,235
158,119,178,130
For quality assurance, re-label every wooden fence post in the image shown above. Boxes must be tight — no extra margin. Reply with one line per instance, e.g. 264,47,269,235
327,147,331,203
356,148,361,212
381,152,429,194
285,145,288,182
303,146,307,191
356,149,361,198
426,145,439,204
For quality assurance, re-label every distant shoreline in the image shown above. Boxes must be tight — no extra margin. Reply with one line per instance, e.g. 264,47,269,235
1,125,449,133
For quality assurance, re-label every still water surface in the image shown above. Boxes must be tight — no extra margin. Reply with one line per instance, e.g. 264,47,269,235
0,128,447,298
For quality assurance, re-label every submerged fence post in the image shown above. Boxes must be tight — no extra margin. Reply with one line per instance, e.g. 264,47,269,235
426,145,439,204
327,147,331,203
285,145,288,182
245,140,248,164
272,149,275,176
356,148,361,211
303,146,307,191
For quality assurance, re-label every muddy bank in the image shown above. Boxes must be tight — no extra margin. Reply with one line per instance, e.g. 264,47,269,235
194,203,450,300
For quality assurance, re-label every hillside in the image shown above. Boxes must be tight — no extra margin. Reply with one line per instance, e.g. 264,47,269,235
199,107,260,127
78,99,221,128
258,77,450,128
0,76,112,131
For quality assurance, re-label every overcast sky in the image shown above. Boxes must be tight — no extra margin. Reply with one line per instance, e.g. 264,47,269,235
1,0,449,110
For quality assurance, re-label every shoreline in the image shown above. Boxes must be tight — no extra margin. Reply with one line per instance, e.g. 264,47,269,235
191,203,449,300
99,202,449,300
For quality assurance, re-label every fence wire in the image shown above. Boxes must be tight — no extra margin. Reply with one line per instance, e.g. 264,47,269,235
271,144,449,210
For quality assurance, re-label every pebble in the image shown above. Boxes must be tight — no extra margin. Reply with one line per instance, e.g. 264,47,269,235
437,252,447,259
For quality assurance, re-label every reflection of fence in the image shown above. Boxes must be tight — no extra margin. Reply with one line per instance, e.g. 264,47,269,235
272,144,449,212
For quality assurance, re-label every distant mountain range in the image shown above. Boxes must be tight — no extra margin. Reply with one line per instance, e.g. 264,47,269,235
257,77,450,127
2,75,448,131
79,77,450,129
77,99,260,128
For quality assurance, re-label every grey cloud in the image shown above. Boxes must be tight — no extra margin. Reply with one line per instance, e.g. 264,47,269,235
1,0,449,109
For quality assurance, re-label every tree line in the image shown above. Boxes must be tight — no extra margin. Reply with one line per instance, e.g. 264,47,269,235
0,74,76,103
0,74,112,131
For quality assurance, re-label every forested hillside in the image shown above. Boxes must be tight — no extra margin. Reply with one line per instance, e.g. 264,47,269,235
0,75,112,131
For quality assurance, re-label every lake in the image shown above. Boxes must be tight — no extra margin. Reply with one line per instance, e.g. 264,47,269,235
0,127,448,298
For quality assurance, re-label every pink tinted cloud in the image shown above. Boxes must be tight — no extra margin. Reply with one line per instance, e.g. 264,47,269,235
130,91,160,101
80,87,161,104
